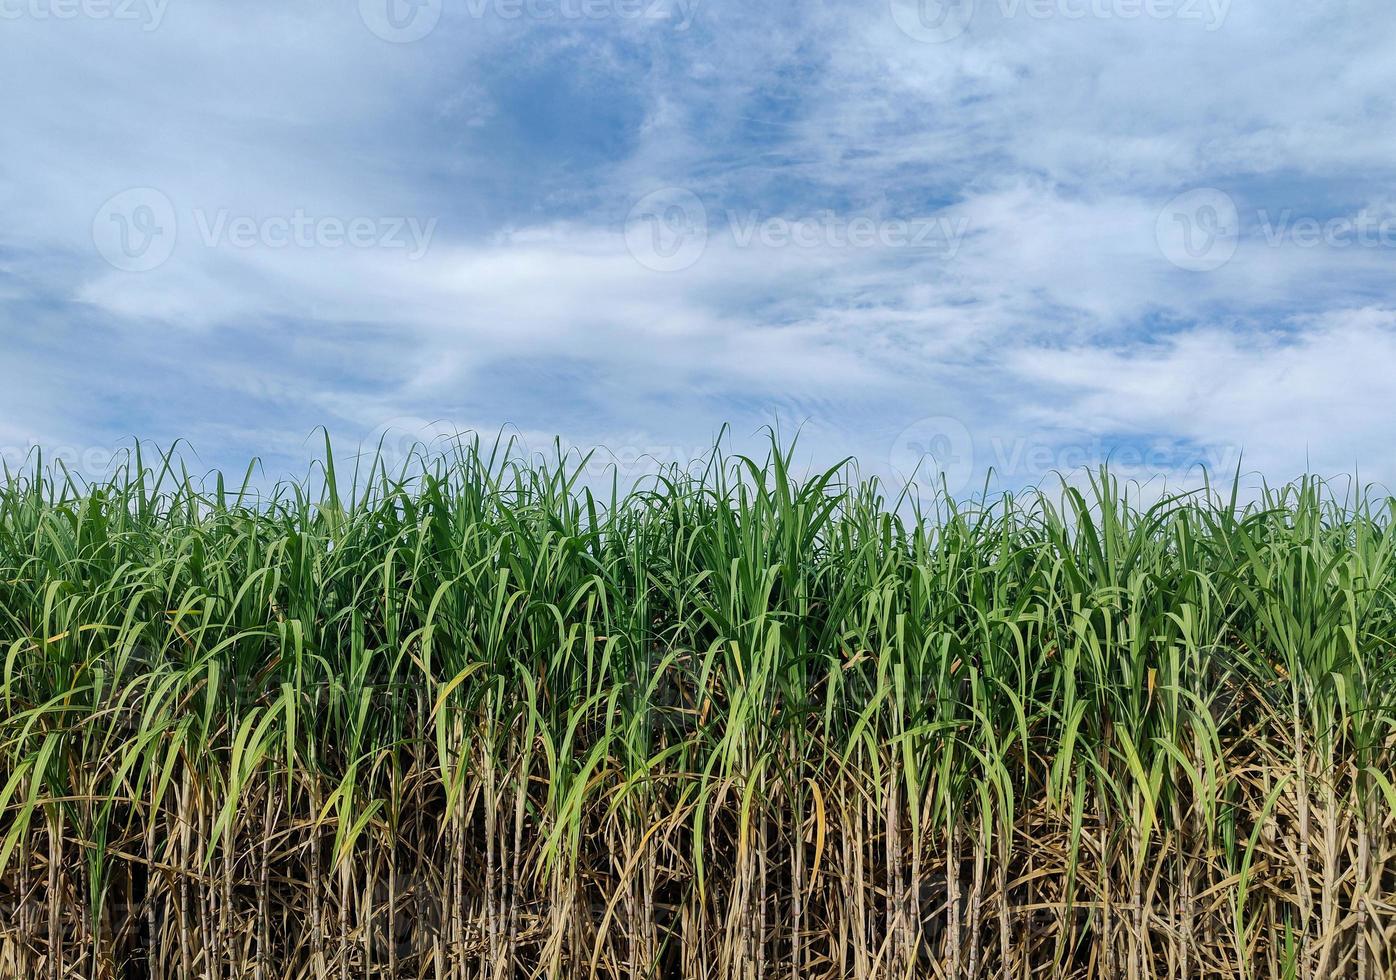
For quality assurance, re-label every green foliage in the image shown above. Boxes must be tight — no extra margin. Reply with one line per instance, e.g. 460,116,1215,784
1,433,1393,978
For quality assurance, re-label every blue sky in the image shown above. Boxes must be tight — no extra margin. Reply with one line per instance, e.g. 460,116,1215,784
2,0,1395,494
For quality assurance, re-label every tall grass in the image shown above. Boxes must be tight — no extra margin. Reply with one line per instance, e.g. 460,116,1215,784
0,434,1393,978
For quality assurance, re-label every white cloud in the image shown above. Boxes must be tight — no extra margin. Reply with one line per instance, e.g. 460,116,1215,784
2,0,1395,490
1004,308,1396,480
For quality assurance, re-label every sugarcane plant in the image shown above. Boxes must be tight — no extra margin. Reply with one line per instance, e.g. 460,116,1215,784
0,432,1393,978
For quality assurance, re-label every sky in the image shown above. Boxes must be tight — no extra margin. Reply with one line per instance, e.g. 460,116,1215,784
2,0,1395,496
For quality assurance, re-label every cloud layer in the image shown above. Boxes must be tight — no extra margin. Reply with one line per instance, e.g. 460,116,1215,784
2,0,1394,492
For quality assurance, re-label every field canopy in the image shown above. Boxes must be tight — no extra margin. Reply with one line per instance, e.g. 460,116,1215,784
1,434,1394,978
